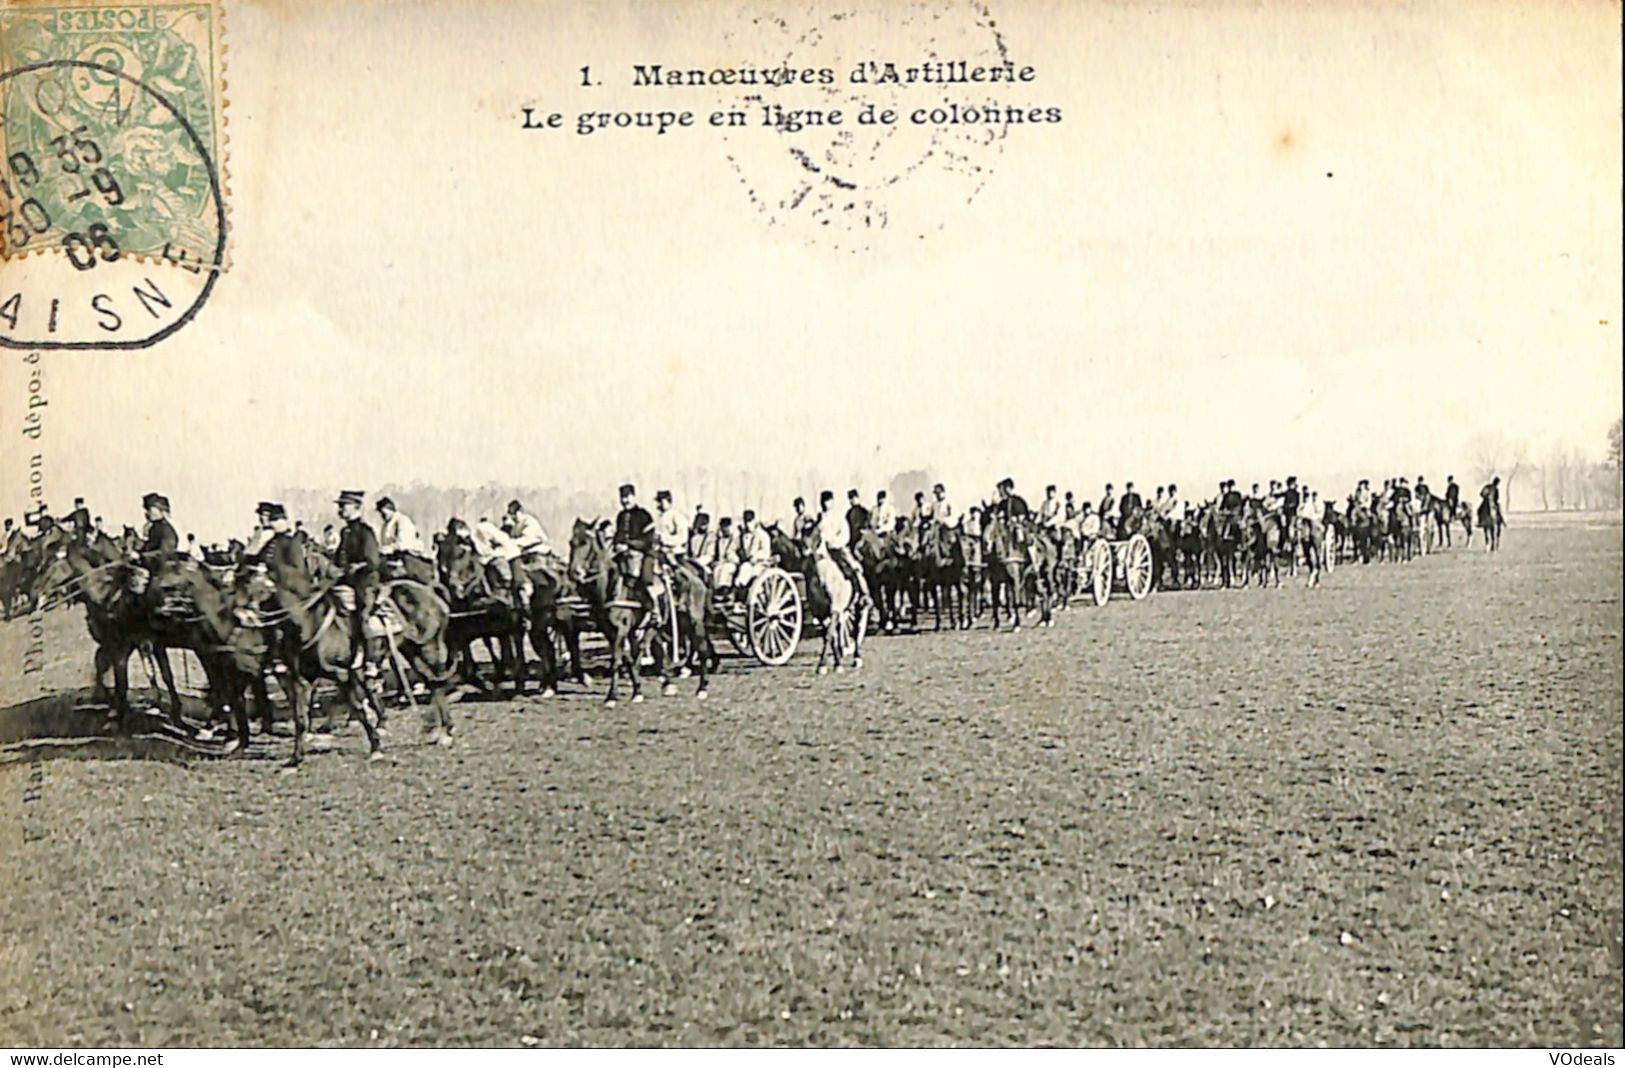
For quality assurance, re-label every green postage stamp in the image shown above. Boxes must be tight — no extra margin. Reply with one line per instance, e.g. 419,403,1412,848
0,0,225,272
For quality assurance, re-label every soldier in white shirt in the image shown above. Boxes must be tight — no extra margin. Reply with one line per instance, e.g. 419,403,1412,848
470,516,521,566
1038,484,1063,530
653,491,686,558
872,490,898,535
929,483,954,528
376,497,425,556
734,510,775,590
504,499,552,557
817,490,870,600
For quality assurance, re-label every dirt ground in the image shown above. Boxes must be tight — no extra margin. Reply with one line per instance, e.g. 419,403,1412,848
1,517,1620,1047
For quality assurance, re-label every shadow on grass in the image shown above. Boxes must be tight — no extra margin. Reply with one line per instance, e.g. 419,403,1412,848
0,688,242,766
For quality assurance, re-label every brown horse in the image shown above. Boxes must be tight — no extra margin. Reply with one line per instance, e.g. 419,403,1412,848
434,535,527,694
151,560,292,752
566,519,672,706
33,539,191,729
250,546,458,768
983,513,1042,630
917,521,966,631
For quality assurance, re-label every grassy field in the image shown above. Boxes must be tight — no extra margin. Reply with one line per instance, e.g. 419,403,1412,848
1,518,1620,1046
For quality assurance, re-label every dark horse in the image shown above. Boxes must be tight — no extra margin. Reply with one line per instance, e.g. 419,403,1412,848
1477,495,1503,552
435,535,528,694
566,519,689,705
983,513,1049,630
917,521,967,631
33,535,192,727
249,545,459,768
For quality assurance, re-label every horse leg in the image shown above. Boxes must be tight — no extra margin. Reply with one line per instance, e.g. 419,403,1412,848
603,623,623,706
282,670,309,769
110,648,133,725
153,647,185,728
345,675,385,757
411,647,455,746
226,670,251,753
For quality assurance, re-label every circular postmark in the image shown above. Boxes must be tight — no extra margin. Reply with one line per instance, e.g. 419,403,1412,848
716,1,1022,253
0,59,225,350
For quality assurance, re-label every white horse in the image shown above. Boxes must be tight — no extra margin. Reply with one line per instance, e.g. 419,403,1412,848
812,536,868,675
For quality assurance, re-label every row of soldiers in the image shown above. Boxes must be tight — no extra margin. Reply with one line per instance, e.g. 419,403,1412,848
12,469,1501,613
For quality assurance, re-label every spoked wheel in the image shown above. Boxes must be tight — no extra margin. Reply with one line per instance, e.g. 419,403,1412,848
746,568,801,666
1124,533,1154,601
719,599,750,658
1089,540,1112,607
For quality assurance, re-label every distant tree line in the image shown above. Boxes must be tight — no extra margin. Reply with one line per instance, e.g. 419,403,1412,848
1470,420,1623,513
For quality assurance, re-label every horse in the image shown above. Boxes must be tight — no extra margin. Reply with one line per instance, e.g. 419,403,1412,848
566,519,672,706
772,524,867,672
435,535,527,694
250,545,459,767
1200,505,1246,588
809,531,867,673
1240,504,1293,588
1386,501,1415,562
32,539,192,729
654,551,719,697
150,559,291,752
982,513,1036,630
852,526,912,633
917,521,966,631
1477,496,1503,552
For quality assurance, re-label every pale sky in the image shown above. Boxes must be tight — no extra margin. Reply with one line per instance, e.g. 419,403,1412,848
3,0,1620,539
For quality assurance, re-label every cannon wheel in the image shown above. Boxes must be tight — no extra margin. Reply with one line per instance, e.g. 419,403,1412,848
746,568,801,666
721,601,750,658
1124,534,1154,600
1089,540,1112,607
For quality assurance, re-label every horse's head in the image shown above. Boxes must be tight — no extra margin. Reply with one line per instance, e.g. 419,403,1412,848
30,546,76,606
438,536,485,601
567,518,604,585
238,564,278,605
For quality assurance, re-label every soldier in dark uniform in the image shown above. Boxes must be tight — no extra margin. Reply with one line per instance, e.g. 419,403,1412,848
612,483,656,612
995,478,1030,521
1393,477,1412,508
137,493,178,567
1282,476,1301,534
1119,482,1143,528
844,489,869,550
1445,476,1461,512
244,502,305,575
333,490,380,673
67,497,92,542
1220,480,1243,514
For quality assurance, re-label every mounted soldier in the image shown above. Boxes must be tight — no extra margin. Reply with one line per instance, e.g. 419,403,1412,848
332,489,381,677
242,501,303,576
844,490,869,546
612,483,657,614
817,490,871,603
377,496,430,581
871,490,898,535
1038,484,1062,537
136,493,178,569
67,497,92,543
504,498,556,611
1281,476,1301,537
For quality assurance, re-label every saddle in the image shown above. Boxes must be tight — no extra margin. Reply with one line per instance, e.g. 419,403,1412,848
329,584,406,638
